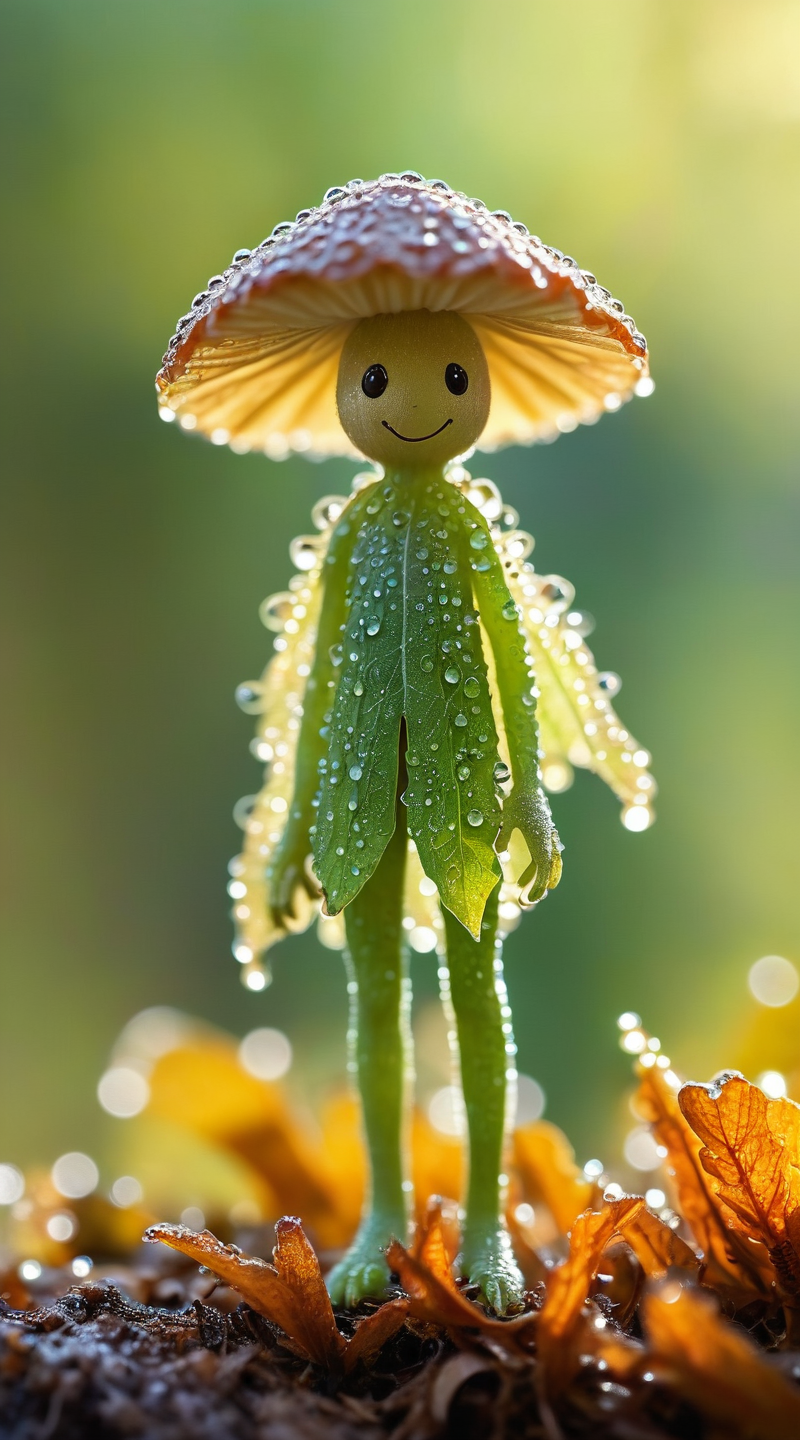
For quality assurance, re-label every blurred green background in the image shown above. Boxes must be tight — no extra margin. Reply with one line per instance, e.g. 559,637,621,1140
2,0,799,1189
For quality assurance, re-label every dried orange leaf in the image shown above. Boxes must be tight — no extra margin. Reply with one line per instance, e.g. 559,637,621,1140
385,1238,534,1348
538,1198,643,1394
513,1120,595,1234
343,1298,410,1372
636,1060,769,1296
644,1280,800,1440
145,1217,346,1370
540,1199,643,1342
679,1072,800,1297
270,1215,349,1365
618,1205,700,1278
386,1238,491,1330
412,1198,459,1288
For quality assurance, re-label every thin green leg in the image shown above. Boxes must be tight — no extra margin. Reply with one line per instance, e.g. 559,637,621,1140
325,801,412,1306
441,887,524,1312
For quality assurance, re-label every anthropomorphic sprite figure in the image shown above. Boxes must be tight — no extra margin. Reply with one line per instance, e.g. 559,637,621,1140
157,174,655,1311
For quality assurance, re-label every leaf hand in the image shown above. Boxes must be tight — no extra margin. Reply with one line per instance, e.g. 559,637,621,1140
267,821,320,930
497,783,563,905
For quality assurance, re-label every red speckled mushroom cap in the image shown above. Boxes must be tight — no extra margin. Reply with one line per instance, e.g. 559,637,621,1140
156,173,651,459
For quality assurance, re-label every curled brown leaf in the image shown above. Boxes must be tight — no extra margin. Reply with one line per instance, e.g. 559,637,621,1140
679,1072,800,1299
618,1205,700,1278
386,1210,536,1352
636,1059,770,1297
537,1197,643,1395
145,1216,408,1374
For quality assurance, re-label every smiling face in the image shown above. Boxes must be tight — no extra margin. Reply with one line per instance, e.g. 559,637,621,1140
336,310,490,470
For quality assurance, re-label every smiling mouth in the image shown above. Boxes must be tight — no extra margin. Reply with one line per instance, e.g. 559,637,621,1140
381,418,453,443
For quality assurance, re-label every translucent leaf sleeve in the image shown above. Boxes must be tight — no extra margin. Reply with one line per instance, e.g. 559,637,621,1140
268,511,357,927
466,505,562,903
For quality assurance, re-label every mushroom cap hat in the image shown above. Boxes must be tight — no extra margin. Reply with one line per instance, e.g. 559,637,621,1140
157,173,651,460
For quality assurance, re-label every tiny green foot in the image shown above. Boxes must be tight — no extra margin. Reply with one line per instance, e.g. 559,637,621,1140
326,1217,405,1308
459,1226,525,1314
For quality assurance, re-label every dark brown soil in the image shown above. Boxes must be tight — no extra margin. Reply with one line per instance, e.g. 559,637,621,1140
0,1249,718,1440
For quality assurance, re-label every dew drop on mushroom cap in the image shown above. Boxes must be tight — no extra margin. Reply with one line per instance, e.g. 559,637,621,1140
156,175,650,459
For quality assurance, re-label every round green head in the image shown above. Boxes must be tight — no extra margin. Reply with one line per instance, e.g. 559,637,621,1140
336,310,490,470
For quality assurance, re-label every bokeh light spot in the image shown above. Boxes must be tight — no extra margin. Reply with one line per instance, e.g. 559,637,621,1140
238,1027,292,1081
46,1212,76,1242
541,761,573,793
114,1008,190,1066
622,805,652,832
757,1069,787,1098
0,1164,25,1205
97,1066,150,1118
623,1125,662,1171
409,925,438,953
748,955,798,1007
244,969,268,991
110,1175,143,1208
428,1085,465,1137
51,1152,99,1199
621,1028,647,1054
514,1074,546,1124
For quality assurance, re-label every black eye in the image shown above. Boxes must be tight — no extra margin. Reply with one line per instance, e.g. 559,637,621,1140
361,364,388,398
445,363,469,396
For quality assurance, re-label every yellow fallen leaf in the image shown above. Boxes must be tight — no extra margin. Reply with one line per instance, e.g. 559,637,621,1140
410,1111,464,1220
644,1279,800,1440
147,1041,346,1246
512,1120,595,1234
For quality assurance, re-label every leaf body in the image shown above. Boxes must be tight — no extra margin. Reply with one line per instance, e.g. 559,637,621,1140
313,474,502,936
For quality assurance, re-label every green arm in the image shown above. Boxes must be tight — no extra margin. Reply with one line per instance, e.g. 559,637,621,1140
466,506,562,904
268,510,357,926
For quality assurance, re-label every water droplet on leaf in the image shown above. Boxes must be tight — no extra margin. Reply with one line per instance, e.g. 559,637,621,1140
235,683,263,714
